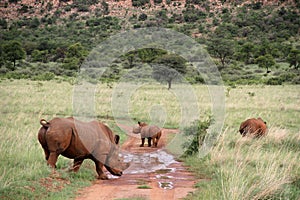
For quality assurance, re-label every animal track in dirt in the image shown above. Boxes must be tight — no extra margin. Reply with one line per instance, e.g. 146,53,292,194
76,124,197,200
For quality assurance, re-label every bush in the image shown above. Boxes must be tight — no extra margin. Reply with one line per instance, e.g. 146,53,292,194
132,0,150,7
31,72,55,81
77,5,89,12
0,19,8,29
279,72,297,82
265,77,283,85
138,13,148,21
182,118,211,156
292,76,300,84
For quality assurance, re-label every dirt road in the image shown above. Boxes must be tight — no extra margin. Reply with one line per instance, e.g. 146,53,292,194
76,124,196,200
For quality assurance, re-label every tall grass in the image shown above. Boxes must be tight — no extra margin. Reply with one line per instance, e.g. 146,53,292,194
0,79,89,199
225,85,300,133
184,84,300,200
0,79,299,199
185,128,300,200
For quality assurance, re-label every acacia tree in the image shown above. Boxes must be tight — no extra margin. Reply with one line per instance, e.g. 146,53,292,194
3,40,26,70
287,48,300,69
255,54,275,73
62,43,87,71
152,54,187,90
207,38,234,68
236,42,255,64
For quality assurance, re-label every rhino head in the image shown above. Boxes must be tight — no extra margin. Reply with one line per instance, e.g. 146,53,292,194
103,145,129,176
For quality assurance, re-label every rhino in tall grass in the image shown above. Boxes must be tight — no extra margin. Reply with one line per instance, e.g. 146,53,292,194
239,117,267,137
133,122,162,147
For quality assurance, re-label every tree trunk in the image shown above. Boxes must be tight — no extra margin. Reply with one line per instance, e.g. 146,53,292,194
167,80,172,90
13,59,16,70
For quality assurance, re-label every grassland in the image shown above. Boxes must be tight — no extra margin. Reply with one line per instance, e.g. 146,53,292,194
0,79,299,199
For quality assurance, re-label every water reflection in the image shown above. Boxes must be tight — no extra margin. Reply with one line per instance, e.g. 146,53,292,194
122,150,177,174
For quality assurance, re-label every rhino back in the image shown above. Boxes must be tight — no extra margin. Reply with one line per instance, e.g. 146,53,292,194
71,120,113,158
141,125,160,138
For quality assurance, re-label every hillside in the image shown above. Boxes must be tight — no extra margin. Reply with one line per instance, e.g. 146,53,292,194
0,0,299,85
0,0,297,19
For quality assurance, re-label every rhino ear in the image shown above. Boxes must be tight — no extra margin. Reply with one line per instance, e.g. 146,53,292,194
40,119,50,127
138,121,141,125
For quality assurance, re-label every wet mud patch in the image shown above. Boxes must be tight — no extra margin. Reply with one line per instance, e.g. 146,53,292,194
122,149,178,174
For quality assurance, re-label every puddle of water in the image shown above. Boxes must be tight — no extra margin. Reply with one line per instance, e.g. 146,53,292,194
158,181,174,190
121,150,177,174
156,175,173,179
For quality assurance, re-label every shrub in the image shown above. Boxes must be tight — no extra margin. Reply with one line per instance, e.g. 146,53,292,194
182,118,212,156
0,67,9,74
292,76,300,84
265,77,283,85
31,72,55,81
64,5,72,12
77,5,89,12
138,13,148,21
0,19,8,29
279,72,297,82
132,0,150,7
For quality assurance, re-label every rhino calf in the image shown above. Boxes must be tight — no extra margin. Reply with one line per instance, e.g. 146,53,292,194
38,117,128,179
133,121,162,147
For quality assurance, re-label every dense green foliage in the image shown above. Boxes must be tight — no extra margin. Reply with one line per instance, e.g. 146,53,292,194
182,118,211,156
0,1,299,84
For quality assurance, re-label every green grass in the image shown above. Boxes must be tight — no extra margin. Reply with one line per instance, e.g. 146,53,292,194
185,129,300,200
137,185,152,189
0,79,299,199
184,83,300,199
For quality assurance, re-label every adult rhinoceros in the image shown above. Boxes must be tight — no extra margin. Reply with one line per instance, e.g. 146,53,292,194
38,117,127,179
239,117,267,137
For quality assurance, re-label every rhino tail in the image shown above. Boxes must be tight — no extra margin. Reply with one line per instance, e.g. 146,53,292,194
40,119,50,128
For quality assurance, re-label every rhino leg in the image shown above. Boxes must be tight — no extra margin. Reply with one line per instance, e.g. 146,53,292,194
43,149,50,161
140,138,145,147
155,132,161,147
147,138,152,147
152,137,157,147
72,158,84,172
47,152,58,168
95,161,108,180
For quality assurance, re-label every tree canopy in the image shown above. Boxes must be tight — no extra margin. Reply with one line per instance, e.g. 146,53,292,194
152,54,187,89
3,40,26,70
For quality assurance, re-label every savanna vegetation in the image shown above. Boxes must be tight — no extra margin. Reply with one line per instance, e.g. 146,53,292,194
0,79,299,199
183,84,300,199
0,0,300,199
0,0,299,86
